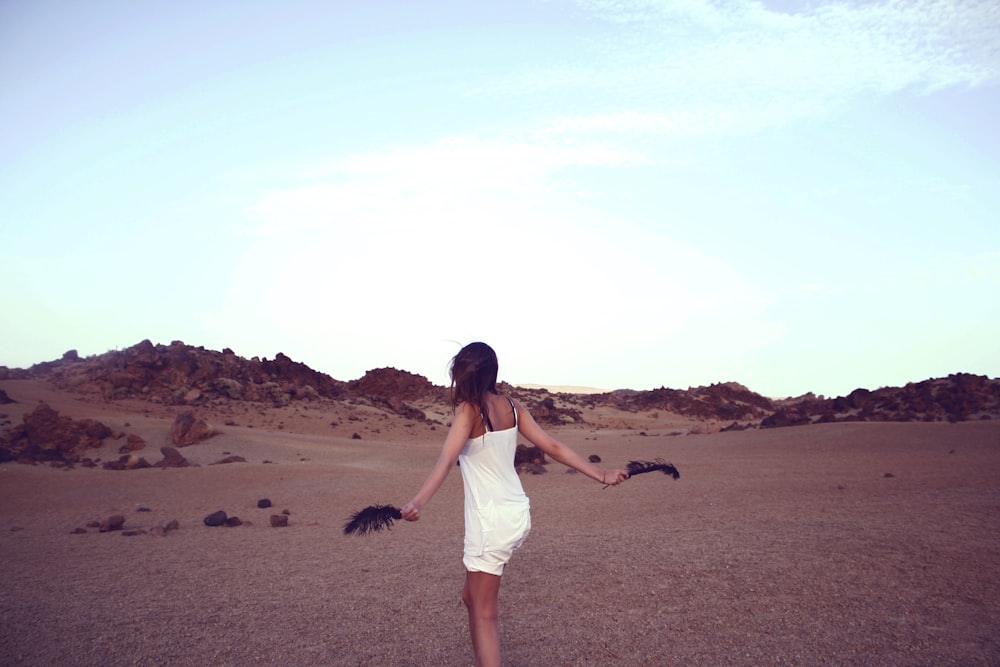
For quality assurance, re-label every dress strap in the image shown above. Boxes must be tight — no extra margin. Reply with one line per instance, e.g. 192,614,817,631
481,396,517,432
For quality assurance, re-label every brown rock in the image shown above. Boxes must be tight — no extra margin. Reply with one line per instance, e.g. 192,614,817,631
6,404,112,463
119,433,146,453
99,515,126,532
155,446,190,468
170,411,215,447
211,455,246,465
270,514,289,528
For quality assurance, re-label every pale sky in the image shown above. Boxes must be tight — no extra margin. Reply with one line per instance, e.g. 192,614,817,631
2,0,998,398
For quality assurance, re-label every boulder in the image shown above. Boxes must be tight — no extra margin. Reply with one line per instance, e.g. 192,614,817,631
170,411,214,446
154,446,190,468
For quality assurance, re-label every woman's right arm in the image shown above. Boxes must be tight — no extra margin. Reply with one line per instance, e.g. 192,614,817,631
400,402,477,521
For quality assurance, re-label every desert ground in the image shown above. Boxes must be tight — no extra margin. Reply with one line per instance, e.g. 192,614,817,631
2,379,999,666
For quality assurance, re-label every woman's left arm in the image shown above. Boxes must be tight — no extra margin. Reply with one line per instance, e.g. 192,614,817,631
514,399,629,486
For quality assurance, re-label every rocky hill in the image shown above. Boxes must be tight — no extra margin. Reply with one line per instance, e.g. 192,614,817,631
2,340,998,429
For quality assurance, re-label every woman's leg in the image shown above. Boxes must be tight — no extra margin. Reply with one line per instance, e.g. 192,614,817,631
462,570,502,667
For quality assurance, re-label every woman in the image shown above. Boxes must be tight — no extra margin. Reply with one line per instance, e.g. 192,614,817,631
401,342,629,667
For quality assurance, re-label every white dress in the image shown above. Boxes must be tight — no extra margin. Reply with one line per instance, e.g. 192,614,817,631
458,399,531,575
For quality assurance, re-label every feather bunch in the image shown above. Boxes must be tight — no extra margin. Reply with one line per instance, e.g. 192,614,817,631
343,504,403,536
626,459,680,480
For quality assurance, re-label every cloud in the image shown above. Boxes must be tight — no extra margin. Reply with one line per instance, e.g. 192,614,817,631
534,0,1000,136
220,133,780,385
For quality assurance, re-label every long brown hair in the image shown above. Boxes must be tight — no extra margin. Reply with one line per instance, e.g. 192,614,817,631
449,342,498,414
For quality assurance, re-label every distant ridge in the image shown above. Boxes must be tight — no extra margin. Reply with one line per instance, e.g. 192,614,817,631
515,383,608,395
2,339,998,428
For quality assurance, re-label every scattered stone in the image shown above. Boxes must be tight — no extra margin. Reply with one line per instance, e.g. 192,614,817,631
164,519,180,532
0,389,14,404
122,529,147,537
70,527,87,534
588,454,602,463
351,433,362,440
884,472,895,478
204,510,228,527
150,526,167,537
257,498,272,508
136,507,152,512
85,520,100,528
225,516,243,527
281,509,291,515
102,454,152,470
270,514,289,528
100,515,126,532
211,455,246,465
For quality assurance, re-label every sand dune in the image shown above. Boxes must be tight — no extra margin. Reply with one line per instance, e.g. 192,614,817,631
1,379,999,666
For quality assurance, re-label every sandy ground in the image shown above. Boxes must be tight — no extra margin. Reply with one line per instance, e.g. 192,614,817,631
1,380,999,666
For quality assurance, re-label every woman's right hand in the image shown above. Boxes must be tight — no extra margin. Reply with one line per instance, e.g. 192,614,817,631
602,469,630,486
400,501,421,522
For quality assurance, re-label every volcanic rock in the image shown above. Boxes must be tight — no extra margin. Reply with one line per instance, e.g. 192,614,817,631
1,403,112,463
170,411,214,446
204,510,228,527
99,515,126,532
154,446,190,468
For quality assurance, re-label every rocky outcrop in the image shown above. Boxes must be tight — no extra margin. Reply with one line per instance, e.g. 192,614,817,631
6,340,999,433
762,373,1000,428
0,404,113,464
27,339,347,407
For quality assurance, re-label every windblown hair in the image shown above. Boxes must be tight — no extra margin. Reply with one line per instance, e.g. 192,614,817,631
449,342,499,414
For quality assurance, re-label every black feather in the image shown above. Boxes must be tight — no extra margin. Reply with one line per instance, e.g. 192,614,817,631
343,504,403,536
626,459,680,480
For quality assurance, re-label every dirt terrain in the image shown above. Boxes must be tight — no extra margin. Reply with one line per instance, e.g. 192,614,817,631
1,345,999,666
